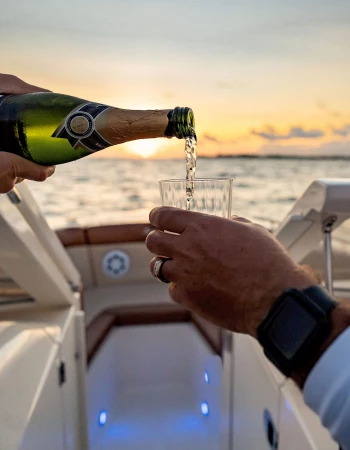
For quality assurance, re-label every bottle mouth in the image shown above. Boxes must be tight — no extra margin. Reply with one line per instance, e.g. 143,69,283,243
165,107,195,139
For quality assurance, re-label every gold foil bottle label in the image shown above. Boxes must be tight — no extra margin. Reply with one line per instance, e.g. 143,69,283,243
70,115,91,136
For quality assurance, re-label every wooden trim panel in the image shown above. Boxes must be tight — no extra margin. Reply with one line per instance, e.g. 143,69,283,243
56,224,154,247
109,303,191,326
86,311,116,365
86,304,222,365
56,227,87,247
86,224,154,245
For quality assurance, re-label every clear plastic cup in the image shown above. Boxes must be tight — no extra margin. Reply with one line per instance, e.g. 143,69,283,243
159,178,233,218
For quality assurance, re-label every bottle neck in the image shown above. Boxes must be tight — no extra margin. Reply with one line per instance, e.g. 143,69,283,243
95,108,172,145
95,106,195,146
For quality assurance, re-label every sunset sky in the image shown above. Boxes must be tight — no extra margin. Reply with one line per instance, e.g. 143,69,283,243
2,0,350,158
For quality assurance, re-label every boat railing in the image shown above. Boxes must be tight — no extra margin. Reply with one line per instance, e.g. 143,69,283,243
0,183,80,310
274,179,350,295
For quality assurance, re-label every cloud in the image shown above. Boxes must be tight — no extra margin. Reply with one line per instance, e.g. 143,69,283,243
317,101,327,110
316,101,342,118
333,124,350,137
258,140,350,156
215,81,245,90
252,126,324,140
202,133,220,143
200,134,239,146
163,92,174,99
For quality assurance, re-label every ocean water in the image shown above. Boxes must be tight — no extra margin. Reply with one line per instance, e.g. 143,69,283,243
28,156,350,232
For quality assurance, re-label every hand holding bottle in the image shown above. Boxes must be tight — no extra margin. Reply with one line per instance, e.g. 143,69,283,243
0,74,55,193
0,75,194,165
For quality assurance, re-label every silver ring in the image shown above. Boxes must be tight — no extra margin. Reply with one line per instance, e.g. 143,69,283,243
153,258,170,283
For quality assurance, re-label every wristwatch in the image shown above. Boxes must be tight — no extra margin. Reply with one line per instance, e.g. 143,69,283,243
257,286,337,376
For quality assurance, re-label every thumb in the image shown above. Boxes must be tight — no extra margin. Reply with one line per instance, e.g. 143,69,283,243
0,74,51,95
12,156,56,182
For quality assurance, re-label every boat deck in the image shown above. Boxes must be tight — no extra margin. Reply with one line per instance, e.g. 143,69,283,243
87,323,222,450
100,384,218,450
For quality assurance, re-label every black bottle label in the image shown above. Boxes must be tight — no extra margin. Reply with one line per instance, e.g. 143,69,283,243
0,95,10,107
52,103,113,152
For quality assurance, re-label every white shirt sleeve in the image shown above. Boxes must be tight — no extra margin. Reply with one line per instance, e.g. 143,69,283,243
303,327,350,450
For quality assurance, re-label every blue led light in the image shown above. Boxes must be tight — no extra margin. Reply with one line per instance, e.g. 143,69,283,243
99,411,107,426
204,371,209,383
201,402,209,416
285,401,292,412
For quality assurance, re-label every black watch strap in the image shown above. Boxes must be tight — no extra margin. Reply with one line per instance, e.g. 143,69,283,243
302,285,337,312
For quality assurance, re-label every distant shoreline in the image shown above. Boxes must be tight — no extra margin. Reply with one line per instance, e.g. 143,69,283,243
92,154,350,161
207,154,350,160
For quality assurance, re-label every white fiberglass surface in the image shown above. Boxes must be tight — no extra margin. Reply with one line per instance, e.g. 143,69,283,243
87,324,222,450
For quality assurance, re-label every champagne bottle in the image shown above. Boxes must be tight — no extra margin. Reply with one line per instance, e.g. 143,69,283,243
0,93,195,165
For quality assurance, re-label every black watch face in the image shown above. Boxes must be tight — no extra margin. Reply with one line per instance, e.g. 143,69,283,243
268,296,318,359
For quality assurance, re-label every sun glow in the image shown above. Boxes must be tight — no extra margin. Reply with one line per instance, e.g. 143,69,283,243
126,139,164,158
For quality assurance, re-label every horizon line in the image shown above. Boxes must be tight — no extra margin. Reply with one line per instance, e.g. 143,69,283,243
90,154,350,161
